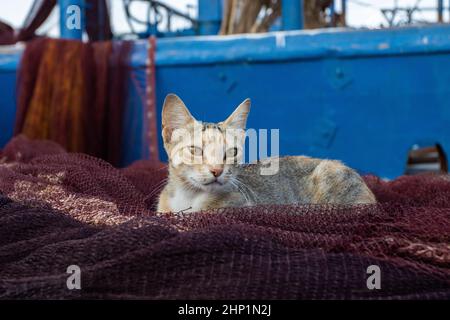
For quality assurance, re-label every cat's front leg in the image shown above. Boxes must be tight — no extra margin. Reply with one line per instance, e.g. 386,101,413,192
157,188,172,213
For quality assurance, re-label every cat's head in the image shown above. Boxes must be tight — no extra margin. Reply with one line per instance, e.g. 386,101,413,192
162,94,250,193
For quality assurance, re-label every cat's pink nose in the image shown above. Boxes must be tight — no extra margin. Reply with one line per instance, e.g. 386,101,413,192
210,167,223,178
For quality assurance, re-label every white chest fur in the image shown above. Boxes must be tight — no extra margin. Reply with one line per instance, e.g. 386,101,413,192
169,188,209,213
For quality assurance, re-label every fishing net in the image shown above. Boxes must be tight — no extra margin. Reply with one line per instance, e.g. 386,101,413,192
0,135,449,299
14,38,132,166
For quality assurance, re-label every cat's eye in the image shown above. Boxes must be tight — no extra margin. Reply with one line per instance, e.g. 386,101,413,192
189,146,203,157
224,147,238,159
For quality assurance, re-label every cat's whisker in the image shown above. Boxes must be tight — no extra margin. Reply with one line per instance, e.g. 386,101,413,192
233,177,259,204
231,179,254,204
147,178,169,199
235,183,252,205
148,180,168,194
181,178,199,193
239,184,254,205
229,179,250,205
147,186,166,201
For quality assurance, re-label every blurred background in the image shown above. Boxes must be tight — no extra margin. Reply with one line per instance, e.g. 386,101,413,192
2,0,450,36
0,0,449,179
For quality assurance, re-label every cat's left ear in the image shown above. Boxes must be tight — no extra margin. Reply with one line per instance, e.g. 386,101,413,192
222,98,251,129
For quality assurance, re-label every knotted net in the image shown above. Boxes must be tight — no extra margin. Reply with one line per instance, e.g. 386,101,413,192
0,136,449,299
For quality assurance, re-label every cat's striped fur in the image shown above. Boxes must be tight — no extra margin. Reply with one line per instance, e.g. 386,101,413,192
157,94,376,213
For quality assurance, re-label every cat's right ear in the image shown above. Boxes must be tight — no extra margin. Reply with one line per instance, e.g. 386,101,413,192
162,94,195,143
222,98,251,130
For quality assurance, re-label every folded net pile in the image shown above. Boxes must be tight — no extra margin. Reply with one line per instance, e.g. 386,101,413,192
0,136,449,299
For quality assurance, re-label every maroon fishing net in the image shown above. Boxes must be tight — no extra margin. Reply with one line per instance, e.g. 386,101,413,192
0,135,449,299
14,37,132,167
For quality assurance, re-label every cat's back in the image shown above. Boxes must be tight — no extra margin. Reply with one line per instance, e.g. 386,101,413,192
235,156,376,205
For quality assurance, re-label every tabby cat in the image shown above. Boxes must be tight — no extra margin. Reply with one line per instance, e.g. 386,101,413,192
157,94,376,213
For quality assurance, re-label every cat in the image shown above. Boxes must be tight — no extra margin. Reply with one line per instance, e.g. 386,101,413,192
157,94,376,213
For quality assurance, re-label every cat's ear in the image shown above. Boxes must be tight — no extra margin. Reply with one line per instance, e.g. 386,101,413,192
222,98,251,130
162,94,195,143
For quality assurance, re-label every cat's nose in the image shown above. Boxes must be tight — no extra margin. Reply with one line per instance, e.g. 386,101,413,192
210,167,223,178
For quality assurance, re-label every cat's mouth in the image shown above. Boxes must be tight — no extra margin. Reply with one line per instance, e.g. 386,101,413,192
203,180,223,186
188,177,225,189
190,178,226,190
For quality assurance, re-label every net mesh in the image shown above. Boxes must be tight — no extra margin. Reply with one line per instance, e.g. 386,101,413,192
14,38,132,166
0,136,449,299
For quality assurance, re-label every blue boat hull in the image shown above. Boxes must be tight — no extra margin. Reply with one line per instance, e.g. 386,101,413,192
1,25,450,178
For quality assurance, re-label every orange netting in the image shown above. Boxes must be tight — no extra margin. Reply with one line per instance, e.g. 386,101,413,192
14,38,132,166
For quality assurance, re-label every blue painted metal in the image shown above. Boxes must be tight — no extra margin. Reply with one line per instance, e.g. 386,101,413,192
0,47,21,148
342,0,347,19
2,25,450,179
198,0,222,35
148,27,450,65
282,0,304,30
59,0,85,39
330,0,335,26
438,0,444,22
137,25,450,179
